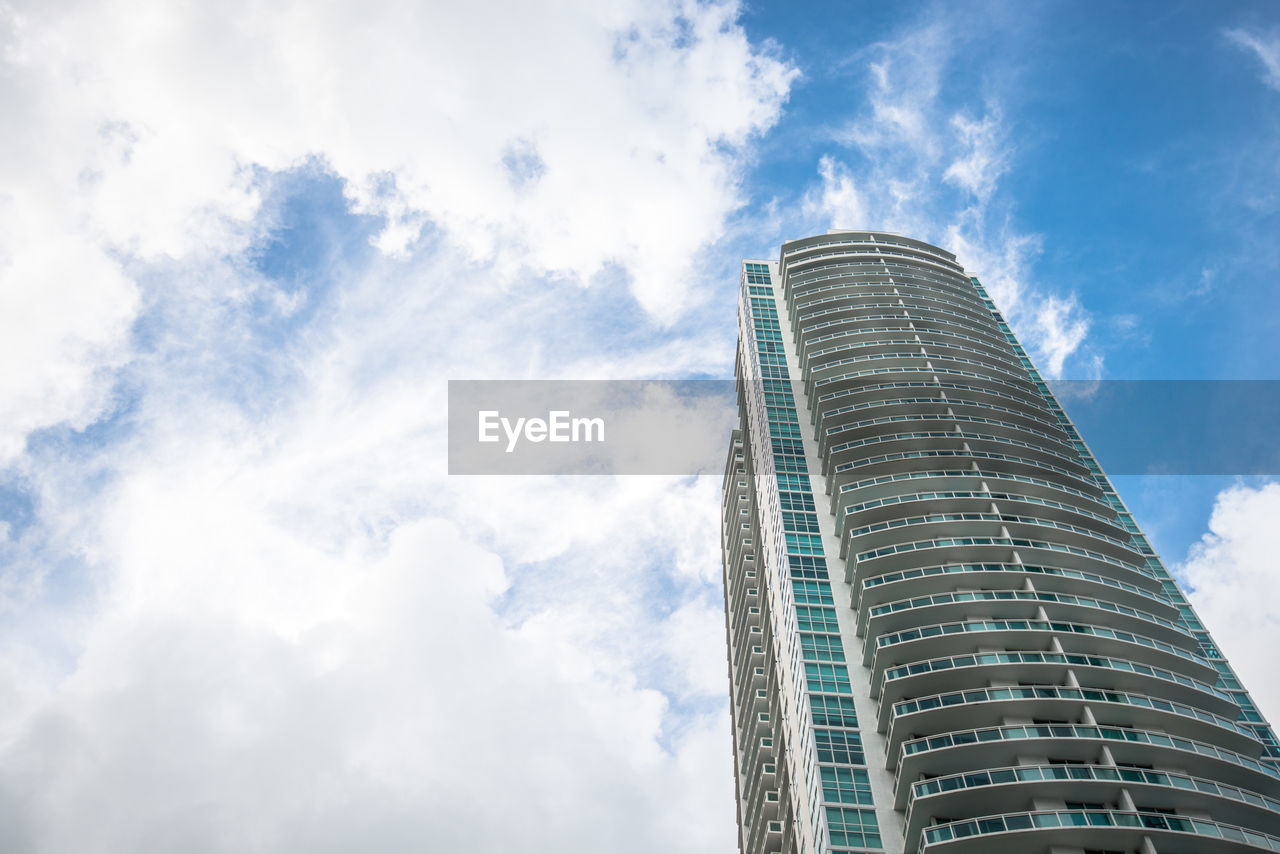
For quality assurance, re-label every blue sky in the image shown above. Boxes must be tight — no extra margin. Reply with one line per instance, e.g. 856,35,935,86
1,2,1279,852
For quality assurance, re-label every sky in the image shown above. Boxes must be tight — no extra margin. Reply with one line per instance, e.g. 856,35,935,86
1,1,1279,851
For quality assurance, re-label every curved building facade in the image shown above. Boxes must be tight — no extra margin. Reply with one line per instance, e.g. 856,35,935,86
721,231,1280,854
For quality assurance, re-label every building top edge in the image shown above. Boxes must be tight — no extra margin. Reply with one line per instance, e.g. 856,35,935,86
782,230,960,263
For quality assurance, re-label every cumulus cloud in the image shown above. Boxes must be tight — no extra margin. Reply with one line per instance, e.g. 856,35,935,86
0,1,797,849
0,0,796,467
1179,481,1280,724
0,227,740,851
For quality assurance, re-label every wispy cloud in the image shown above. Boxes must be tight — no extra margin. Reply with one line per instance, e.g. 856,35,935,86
804,12,1094,378
943,107,1011,204
1226,27,1280,92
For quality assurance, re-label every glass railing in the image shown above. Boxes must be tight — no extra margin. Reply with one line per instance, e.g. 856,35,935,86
814,365,1038,401
782,239,964,270
807,335,1022,371
793,284,985,316
900,724,1280,781
908,763,1280,816
868,589,1184,635
874,618,1207,668
812,350,1035,391
839,468,1104,508
843,491,1121,534
787,263,974,301
861,562,1166,607
816,379,1058,423
827,415,1075,456
847,511,1139,556
878,650,1230,705
802,317,1011,355
921,809,1280,850
856,536,1150,580
799,299,996,332
834,451,1100,495
890,685,1253,740
784,252,967,284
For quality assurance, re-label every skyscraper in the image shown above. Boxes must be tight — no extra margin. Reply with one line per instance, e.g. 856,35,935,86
720,231,1280,854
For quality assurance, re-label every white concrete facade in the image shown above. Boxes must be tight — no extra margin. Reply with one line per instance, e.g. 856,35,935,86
721,232,1280,854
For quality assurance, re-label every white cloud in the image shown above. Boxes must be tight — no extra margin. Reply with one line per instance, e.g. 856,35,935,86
805,16,1093,377
1179,481,1280,724
943,107,1011,204
1028,294,1090,379
0,0,796,466
1226,27,1280,92
0,0,795,848
0,512,733,853
839,21,951,158
0,241,739,850
809,155,868,229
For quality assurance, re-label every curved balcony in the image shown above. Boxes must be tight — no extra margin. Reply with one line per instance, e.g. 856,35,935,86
827,435,1081,486
892,304,1010,340
850,536,1160,598
806,336,935,369
787,276,897,299
824,423,1087,480
823,414,1083,467
812,357,1043,406
844,486,1136,555
791,283,986,318
831,447,1104,501
915,332,1026,368
799,321,916,357
892,282,993,314
811,366,1043,416
841,489,1132,554
869,617,1218,686
919,810,1280,854
798,307,1002,351
804,330,1024,378
794,289,993,329
780,233,965,273
856,562,1179,622
821,410,983,457
785,261,978,303
794,301,913,331
833,429,1091,477
888,313,1012,351
835,469,1114,526
814,378,1056,427
818,398,1065,452
808,351,941,389
842,511,1144,568
807,349,1035,398
783,243,964,278
895,724,1280,808
862,587,1190,646
905,764,1280,851
800,315,1014,362
884,685,1260,758
874,649,1237,718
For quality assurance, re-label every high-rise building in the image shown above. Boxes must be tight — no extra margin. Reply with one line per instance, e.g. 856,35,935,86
720,231,1280,854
